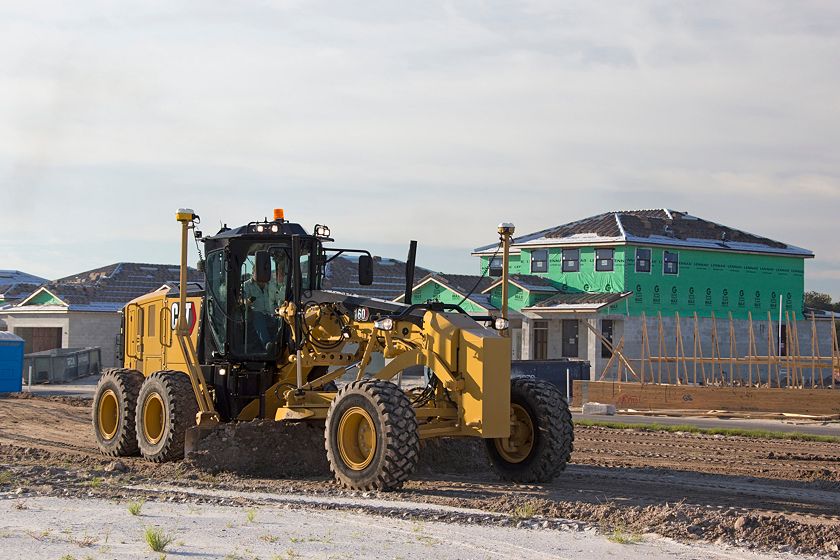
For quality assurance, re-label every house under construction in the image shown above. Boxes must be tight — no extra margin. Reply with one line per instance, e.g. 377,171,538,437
459,209,834,385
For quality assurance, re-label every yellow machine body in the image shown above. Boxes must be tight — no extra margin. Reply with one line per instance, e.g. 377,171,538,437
121,287,511,440
122,289,204,376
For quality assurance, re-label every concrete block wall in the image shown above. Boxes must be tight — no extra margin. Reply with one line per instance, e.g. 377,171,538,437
68,312,122,369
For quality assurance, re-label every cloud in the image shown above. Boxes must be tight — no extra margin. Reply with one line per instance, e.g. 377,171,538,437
0,1,839,297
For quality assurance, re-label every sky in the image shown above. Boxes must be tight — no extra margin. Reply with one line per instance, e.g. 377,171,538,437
1,1,839,298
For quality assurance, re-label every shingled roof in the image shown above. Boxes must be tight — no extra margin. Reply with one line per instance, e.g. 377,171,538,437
14,263,202,312
0,270,47,286
525,291,632,311
322,256,432,301
482,274,557,294
474,209,812,257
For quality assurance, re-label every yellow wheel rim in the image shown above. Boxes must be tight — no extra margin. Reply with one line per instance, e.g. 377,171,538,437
98,389,119,440
142,392,166,445
337,407,376,470
494,404,535,464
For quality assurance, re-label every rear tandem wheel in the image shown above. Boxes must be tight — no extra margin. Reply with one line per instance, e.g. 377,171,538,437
92,368,144,456
135,370,199,462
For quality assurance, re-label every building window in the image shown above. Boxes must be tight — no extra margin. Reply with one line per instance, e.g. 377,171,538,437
663,251,679,275
488,257,503,277
635,248,651,273
530,250,548,274
601,319,613,358
562,248,579,272
595,248,614,272
533,320,548,360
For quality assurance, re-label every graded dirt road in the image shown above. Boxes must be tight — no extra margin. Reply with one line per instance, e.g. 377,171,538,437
0,395,838,558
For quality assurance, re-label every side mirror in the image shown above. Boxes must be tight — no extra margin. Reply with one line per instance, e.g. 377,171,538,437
358,255,374,286
255,250,272,283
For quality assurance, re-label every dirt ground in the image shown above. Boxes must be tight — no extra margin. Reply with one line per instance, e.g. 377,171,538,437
1,394,838,557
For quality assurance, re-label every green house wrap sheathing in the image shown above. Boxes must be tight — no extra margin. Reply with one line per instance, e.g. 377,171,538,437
482,246,804,320
488,283,547,312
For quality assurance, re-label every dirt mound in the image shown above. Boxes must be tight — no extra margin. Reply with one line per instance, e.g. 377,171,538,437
415,437,491,475
187,420,331,478
188,422,493,478
480,494,840,557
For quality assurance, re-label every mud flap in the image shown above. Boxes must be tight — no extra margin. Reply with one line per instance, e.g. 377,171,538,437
184,425,218,457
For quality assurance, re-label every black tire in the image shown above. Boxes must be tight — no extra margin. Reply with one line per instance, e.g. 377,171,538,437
485,377,574,483
135,370,198,462
92,368,144,456
325,380,419,491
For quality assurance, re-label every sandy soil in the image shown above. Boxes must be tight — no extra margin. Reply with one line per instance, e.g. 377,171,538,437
0,395,838,558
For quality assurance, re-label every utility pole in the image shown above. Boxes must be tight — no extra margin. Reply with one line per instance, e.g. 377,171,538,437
497,222,515,337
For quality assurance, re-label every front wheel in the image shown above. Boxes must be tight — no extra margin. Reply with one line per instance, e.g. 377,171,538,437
485,377,574,483
325,380,419,491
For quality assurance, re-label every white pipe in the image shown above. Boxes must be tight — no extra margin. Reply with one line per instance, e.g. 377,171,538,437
566,367,570,403
28,365,32,392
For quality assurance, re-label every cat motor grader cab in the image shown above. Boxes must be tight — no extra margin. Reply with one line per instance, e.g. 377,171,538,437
93,208,573,490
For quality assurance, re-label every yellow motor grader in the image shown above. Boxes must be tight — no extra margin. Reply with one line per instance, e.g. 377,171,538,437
92,208,573,490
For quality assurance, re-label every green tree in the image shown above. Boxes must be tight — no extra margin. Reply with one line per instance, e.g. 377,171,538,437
804,291,833,311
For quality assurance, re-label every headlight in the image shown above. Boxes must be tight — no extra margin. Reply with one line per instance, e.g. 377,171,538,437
374,317,394,331
494,317,509,330
218,367,227,376
256,224,265,233
270,224,279,233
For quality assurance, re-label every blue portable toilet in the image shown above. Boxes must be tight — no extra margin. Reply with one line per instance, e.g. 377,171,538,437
0,332,24,392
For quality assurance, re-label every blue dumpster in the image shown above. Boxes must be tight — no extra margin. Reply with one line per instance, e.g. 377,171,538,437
0,332,24,392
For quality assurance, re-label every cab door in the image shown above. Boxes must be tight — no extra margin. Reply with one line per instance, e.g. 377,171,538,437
141,302,164,373
125,303,144,370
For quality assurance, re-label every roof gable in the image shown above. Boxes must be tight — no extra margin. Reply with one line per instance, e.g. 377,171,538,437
18,287,68,307
482,274,558,294
393,273,493,311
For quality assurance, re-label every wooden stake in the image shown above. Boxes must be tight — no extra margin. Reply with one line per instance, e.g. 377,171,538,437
792,313,803,387
728,312,735,386
694,312,708,385
747,311,756,387
657,311,664,384
767,311,779,388
675,313,683,384
640,312,648,385
711,312,722,385
643,312,654,386
585,321,638,382
810,312,819,387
